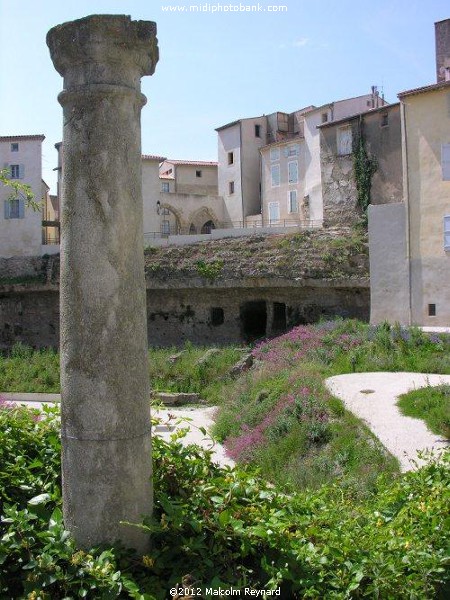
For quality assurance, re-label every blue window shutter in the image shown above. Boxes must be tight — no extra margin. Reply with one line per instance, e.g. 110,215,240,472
4,200,11,219
3,163,10,178
19,164,25,179
18,199,25,218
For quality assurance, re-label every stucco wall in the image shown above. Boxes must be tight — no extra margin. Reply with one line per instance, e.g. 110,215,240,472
142,158,161,234
403,87,450,326
174,163,218,196
217,123,242,225
240,117,266,218
304,110,325,222
261,140,307,224
368,202,410,325
0,138,44,258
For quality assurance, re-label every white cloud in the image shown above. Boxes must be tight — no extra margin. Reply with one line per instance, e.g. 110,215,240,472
292,37,309,47
279,37,309,50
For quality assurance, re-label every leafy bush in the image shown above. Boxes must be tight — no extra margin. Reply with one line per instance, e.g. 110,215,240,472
0,402,449,599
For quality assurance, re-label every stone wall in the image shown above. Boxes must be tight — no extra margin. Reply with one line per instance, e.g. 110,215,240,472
320,104,403,226
0,278,369,350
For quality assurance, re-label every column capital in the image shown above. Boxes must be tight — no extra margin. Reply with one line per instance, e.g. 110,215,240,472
47,14,158,90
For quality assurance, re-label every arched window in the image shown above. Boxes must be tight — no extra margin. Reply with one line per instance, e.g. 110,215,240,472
201,220,215,234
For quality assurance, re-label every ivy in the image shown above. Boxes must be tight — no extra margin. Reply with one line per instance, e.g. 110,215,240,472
352,132,377,224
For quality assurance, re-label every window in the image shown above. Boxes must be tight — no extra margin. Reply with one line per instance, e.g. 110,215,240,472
196,170,202,178
270,147,280,161
10,164,21,179
228,152,234,165
288,160,298,184
284,144,299,157
321,113,328,124
255,124,261,138
337,126,352,156
444,215,450,250
211,307,224,326
229,181,235,194
161,182,169,192
380,113,389,127
428,304,436,317
4,198,25,219
288,190,298,213
10,143,19,152
161,220,170,234
271,164,280,187
442,144,450,181
268,202,280,223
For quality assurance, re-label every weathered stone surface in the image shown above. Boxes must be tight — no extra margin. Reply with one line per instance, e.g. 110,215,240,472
152,392,201,405
229,352,254,377
47,14,158,552
197,348,220,365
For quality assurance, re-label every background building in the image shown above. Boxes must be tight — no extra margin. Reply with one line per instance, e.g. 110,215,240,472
0,135,47,258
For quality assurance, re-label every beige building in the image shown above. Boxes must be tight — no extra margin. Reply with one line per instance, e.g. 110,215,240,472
369,19,450,327
142,156,224,239
257,91,387,227
0,135,47,258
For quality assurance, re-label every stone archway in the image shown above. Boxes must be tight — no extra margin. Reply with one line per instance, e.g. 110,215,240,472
201,220,216,234
189,206,219,234
159,203,186,234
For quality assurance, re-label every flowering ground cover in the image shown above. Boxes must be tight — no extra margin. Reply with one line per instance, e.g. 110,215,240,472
213,320,450,491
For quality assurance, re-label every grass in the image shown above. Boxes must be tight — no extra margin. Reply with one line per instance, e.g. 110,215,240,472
0,342,244,401
212,319,450,492
2,319,449,494
398,383,450,439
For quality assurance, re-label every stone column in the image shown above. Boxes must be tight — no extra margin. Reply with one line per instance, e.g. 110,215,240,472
47,15,158,552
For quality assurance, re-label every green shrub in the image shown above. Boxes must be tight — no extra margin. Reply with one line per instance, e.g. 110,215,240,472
0,403,449,599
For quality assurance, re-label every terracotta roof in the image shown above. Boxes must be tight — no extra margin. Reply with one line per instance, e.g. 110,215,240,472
0,134,45,142
142,154,166,161
163,159,218,166
398,80,450,98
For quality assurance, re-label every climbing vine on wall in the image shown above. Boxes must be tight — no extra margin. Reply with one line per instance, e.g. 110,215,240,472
352,132,377,224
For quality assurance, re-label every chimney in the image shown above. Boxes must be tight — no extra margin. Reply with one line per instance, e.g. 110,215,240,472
435,19,450,83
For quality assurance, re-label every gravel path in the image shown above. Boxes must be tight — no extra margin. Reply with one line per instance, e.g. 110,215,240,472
1,394,233,469
325,372,450,471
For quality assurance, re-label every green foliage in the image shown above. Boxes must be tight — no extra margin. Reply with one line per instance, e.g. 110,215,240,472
352,133,377,224
195,259,224,281
0,167,41,212
0,344,60,393
398,384,450,439
0,403,449,598
0,344,242,400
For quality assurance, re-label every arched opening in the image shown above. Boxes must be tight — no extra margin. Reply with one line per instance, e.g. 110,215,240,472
201,220,216,234
159,205,181,236
240,300,267,343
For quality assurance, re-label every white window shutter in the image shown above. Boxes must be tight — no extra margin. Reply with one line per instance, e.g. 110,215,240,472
442,144,450,181
444,215,450,250
268,202,280,222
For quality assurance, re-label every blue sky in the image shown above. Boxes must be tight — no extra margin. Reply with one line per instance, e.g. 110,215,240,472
1,0,448,192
